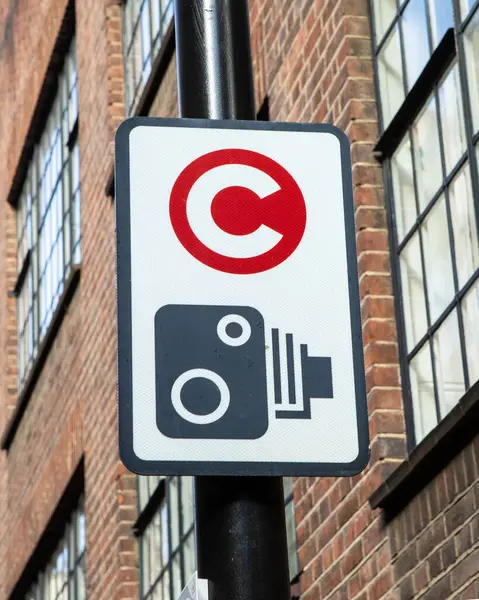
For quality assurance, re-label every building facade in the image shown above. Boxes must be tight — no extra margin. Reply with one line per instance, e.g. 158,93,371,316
0,0,478,599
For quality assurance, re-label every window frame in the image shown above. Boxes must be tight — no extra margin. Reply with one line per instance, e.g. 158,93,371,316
135,476,196,600
13,36,82,393
369,0,479,450
122,0,175,116
9,459,86,600
24,497,86,600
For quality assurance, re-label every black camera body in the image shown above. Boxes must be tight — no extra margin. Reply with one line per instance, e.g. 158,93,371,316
155,304,269,439
155,304,333,440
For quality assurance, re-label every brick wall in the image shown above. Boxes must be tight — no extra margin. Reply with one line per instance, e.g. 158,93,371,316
389,440,479,599
0,0,138,599
0,1,478,600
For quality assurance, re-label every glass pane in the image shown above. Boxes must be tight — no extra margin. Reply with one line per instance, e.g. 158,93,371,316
428,0,453,47
461,0,477,20
433,310,465,416
373,0,397,43
463,280,479,385
138,476,149,511
183,532,196,584
76,557,86,600
77,505,86,555
132,20,143,108
283,476,293,500
161,0,174,32
377,26,405,128
410,342,437,442
140,0,152,82
172,554,182,598
142,527,151,593
181,476,194,533
449,164,479,287
392,135,417,240
160,502,170,565
464,7,479,133
151,510,162,577
151,0,161,46
169,477,180,551
400,233,428,349
422,196,455,322
402,0,430,90
412,97,442,210
439,65,466,173
285,499,299,580
161,570,170,600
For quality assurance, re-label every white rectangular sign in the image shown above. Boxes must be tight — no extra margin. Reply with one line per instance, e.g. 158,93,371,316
115,118,368,476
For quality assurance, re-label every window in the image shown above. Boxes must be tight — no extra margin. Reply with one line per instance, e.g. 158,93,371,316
16,38,81,390
24,498,86,600
123,0,174,114
137,476,300,597
371,0,479,447
284,477,300,582
137,476,196,599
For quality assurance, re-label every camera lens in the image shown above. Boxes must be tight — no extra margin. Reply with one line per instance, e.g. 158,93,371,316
171,369,231,425
217,314,252,346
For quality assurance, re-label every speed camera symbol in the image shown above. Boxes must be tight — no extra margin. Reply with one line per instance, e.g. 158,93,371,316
169,148,307,274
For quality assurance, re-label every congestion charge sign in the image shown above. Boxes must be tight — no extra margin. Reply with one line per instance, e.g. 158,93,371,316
115,117,369,477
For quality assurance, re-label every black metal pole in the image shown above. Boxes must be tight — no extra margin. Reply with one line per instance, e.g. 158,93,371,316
174,2,291,599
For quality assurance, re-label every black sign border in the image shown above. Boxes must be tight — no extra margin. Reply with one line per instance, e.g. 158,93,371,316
115,117,369,476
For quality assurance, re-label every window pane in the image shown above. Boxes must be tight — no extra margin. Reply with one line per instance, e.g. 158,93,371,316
449,164,479,287
400,233,428,349
138,476,149,512
392,135,417,240
285,499,299,580
464,7,479,134
461,0,477,20
378,26,405,128
373,0,397,43
123,0,173,114
140,0,152,82
24,499,85,600
76,557,86,600
160,503,169,566
402,0,430,90
422,196,455,322
183,533,196,584
439,65,466,173
151,0,161,48
15,39,80,389
181,476,194,534
141,527,151,593
151,511,162,575
169,477,180,551
412,97,442,210
433,310,465,417
172,554,182,599
283,476,293,500
462,280,479,385
410,342,437,442
428,0,453,47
